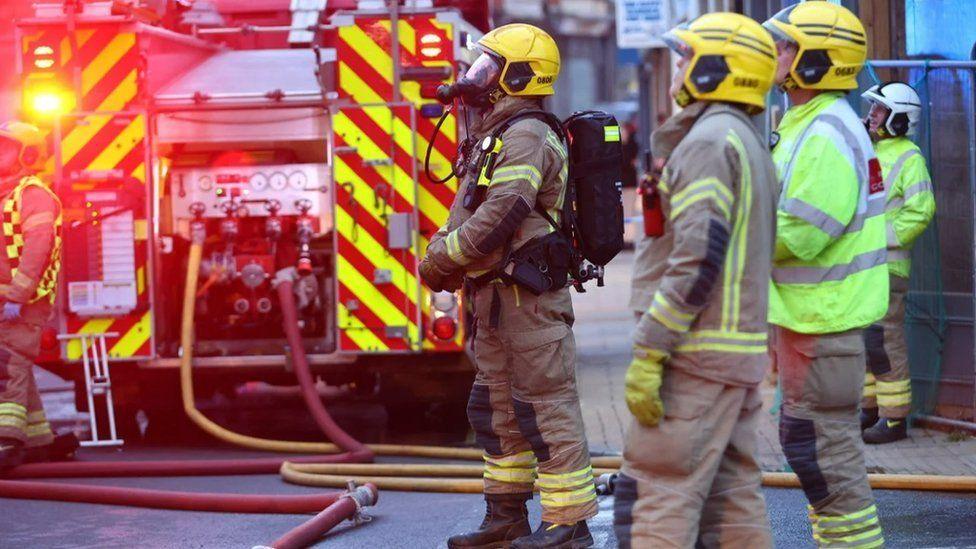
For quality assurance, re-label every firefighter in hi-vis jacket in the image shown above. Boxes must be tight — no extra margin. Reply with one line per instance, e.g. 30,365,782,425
0,121,77,469
420,24,597,549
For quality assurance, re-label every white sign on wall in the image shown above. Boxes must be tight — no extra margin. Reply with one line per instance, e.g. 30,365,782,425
615,0,670,49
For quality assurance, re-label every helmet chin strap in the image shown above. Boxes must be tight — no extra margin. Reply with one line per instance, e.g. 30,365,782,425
674,86,694,108
777,74,799,93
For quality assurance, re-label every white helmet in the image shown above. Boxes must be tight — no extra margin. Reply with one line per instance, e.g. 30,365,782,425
861,81,922,137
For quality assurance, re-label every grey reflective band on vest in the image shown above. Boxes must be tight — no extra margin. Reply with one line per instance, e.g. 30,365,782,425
883,149,922,190
887,249,910,261
772,247,888,284
781,195,885,238
887,179,933,211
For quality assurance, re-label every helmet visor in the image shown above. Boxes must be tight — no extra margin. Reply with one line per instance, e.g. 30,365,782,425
662,25,694,59
762,6,797,45
462,51,503,90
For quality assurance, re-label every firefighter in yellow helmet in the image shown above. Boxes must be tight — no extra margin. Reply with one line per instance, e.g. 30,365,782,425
0,121,76,469
611,13,779,547
420,24,597,548
764,2,887,547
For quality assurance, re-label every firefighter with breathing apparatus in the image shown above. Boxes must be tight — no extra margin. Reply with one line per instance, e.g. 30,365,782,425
420,23,598,549
611,13,779,547
763,2,887,546
0,120,78,469
859,81,935,444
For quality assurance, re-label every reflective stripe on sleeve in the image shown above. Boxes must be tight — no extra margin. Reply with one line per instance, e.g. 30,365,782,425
490,165,542,189
669,177,734,220
648,292,695,332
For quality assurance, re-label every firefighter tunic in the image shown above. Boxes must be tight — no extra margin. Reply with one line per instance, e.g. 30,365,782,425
0,174,62,447
421,95,597,524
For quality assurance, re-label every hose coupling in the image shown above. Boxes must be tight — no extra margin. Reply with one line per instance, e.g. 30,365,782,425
340,481,378,525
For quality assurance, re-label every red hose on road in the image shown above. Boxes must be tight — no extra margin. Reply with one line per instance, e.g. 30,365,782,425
0,269,377,547
3,451,372,479
264,483,379,549
276,280,372,459
0,479,342,514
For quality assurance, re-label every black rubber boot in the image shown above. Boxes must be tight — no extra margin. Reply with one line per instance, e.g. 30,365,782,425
859,407,879,431
0,437,24,471
447,492,532,549
511,521,593,549
863,417,908,444
24,432,80,463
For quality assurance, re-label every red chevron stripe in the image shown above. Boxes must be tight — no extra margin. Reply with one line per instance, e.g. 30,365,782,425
337,280,408,350
334,184,418,274
337,36,456,162
81,45,139,112
339,331,360,351
63,116,129,172
339,107,456,210
337,231,419,321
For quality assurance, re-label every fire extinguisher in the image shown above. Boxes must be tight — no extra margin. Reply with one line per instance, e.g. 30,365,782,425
639,151,665,238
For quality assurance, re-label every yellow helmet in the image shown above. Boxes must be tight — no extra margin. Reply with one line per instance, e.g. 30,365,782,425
663,12,777,112
476,23,560,97
763,1,867,91
0,121,47,172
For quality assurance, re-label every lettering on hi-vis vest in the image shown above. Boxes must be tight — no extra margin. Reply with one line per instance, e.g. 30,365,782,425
868,158,884,194
536,75,553,84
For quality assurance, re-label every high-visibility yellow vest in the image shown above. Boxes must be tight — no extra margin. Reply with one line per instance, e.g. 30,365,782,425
769,93,889,334
1,176,62,304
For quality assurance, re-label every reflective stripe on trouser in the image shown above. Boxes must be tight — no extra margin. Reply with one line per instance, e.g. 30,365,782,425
466,285,597,523
0,320,53,446
810,504,885,548
862,275,911,418
771,326,882,548
614,366,772,549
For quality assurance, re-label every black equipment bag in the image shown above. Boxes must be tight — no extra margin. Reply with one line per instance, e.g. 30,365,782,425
562,111,624,267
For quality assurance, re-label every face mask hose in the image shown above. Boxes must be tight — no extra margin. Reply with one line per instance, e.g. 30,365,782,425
424,103,458,184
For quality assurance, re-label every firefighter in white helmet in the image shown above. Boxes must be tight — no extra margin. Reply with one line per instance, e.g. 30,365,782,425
420,23,597,548
859,81,935,444
0,121,77,469
611,13,779,547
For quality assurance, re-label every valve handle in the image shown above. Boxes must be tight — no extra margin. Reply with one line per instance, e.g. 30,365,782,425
265,199,282,214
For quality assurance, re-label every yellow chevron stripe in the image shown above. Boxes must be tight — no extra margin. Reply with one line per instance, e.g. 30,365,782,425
60,29,96,66
131,162,146,183
81,33,135,95
337,57,457,188
88,115,143,171
336,254,418,343
109,311,151,358
333,110,416,207
66,318,114,360
332,150,430,252
60,70,138,166
338,302,388,351
335,206,419,300
137,266,146,295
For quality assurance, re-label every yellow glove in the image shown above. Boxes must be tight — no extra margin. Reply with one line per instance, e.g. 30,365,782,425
624,345,667,427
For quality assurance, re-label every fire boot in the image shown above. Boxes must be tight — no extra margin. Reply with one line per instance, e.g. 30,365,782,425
863,417,908,444
511,521,593,549
447,492,532,549
860,407,879,431
0,437,24,470
24,432,80,463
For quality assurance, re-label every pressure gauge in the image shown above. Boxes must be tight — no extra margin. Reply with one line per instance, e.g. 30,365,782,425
288,171,308,190
250,172,269,191
198,175,213,191
269,172,288,191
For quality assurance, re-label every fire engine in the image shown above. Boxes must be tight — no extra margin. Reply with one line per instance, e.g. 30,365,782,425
14,0,488,435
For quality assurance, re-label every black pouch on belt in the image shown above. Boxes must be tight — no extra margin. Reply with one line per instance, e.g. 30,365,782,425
502,232,574,296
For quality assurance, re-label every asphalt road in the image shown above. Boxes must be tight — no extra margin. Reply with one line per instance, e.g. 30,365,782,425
3,251,976,547
3,446,975,548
